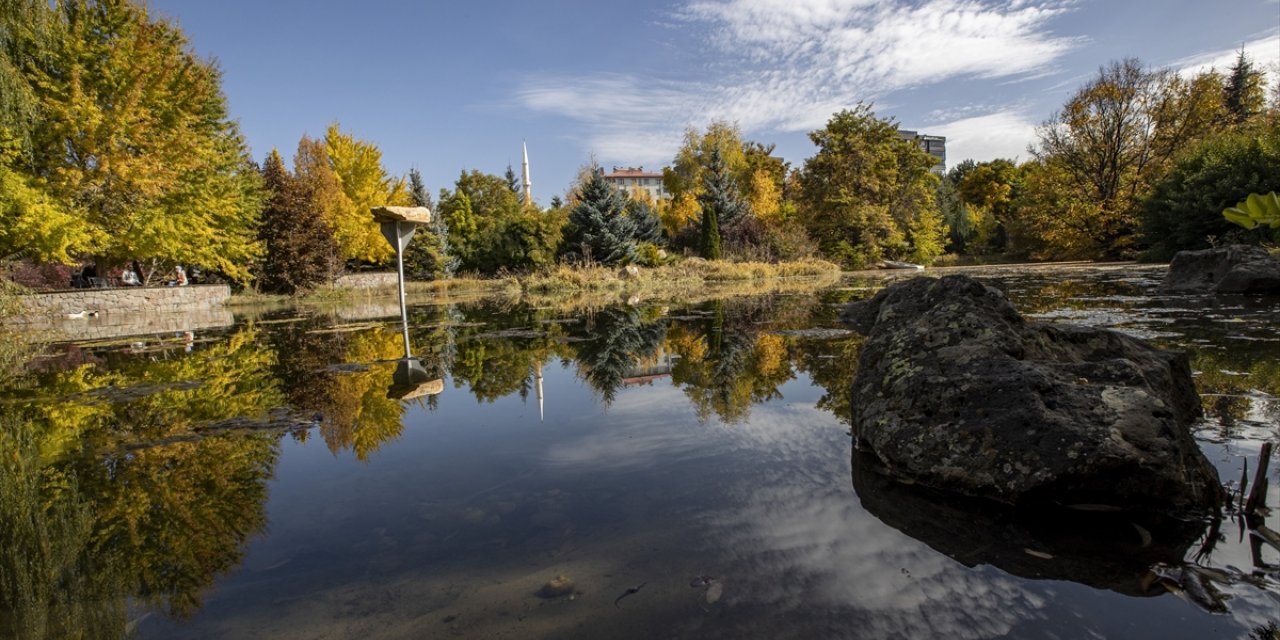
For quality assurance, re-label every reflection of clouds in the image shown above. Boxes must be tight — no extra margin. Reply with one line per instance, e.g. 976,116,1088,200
541,384,718,470
699,400,1049,639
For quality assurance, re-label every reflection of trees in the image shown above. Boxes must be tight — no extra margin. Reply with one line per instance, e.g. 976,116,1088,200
793,335,862,427
0,328,285,638
270,320,416,461
449,303,571,404
668,301,795,423
1190,349,1280,428
572,306,667,404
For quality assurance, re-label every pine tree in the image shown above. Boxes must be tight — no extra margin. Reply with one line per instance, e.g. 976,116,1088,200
627,199,664,244
563,169,635,265
257,149,339,294
697,147,745,258
504,164,519,193
1224,50,1265,125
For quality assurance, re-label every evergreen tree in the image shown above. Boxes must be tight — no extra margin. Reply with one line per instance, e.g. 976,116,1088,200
697,147,747,257
700,205,721,259
257,149,339,294
563,169,635,265
504,164,519,193
1224,50,1265,125
402,167,458,279
627,199,663,244
550,195,564,209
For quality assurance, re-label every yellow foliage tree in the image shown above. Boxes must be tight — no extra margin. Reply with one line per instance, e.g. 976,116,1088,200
323,123,410,264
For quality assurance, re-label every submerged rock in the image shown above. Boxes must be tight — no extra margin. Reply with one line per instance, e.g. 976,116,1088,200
1159,244,1280,294
840,275,1223,518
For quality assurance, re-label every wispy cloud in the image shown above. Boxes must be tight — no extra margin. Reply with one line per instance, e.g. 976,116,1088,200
931,109,1039,163
1172,29,1280,76
517,0,1078,163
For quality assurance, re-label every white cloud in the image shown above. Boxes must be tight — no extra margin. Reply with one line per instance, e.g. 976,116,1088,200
931,109,1039,163
1172,29,1280,77
518,0,1078,163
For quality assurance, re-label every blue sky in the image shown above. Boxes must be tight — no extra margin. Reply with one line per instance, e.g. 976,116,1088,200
151,0,1279,206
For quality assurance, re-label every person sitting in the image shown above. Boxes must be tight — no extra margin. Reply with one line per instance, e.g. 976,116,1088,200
121,270,142,286
175,265,188,286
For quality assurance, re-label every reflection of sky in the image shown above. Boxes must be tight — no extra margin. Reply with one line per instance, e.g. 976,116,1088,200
132,276,1280,638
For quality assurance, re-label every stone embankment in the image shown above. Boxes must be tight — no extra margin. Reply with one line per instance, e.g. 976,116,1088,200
8,284,233,342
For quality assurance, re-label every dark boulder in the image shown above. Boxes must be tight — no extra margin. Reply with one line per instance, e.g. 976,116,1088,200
1159,244,1280,294
840,275,1223,518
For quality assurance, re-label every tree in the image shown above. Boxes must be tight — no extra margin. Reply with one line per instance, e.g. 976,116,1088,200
20,0,263,281
796,104,944,268
256,149,339,294
700,203,722,259
323,123,409,265
563,169,635,265
504,164,519,193
1141,122,1280,258
698,147,751,253
402,168,457,279
627,198,663,245
0,137,103,264
1032,59,1226,257
1223,50,1265,125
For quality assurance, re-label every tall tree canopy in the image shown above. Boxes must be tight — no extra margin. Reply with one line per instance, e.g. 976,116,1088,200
11,0,263,280
256,148,339,294
796,104,944,268
323,123,410,265
564,169,635,266
1031,58,1226,257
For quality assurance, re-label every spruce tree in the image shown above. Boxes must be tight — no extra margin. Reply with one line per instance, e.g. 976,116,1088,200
504,164,519,193
698,147,745,258
563,169,635,265
1224,50,1265,125
257,149,340,294
699,147,750,227
627,199,663,244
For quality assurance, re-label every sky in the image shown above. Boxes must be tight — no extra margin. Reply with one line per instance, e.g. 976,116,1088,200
150,0,1280,206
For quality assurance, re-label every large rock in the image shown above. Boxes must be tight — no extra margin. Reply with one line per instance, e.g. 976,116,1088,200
1159,244,1280,294
840,275,1223,517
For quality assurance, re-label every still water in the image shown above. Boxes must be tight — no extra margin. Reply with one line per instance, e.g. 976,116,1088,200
2,265,1277,639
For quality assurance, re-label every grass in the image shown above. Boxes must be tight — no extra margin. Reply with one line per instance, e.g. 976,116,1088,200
228,258,843,309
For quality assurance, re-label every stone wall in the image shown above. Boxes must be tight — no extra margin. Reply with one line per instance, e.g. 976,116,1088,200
11,308,235,343
12,284,230,320
333,272,399,290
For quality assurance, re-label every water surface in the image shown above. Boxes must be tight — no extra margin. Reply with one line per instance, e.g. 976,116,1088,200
2,265,1277,639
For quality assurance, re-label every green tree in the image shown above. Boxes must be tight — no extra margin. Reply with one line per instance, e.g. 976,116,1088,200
698,147,749,256
627,198,663,245
563,169,634,265
402,168,457,279
21,0,263,281
1223,50,1266,125
1141,122,1280,258
0,0,57,149
796,104,944,268
256,149,339,294
0,137,104,263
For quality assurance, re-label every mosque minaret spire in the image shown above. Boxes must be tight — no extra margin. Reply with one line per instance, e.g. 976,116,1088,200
521,141,533,206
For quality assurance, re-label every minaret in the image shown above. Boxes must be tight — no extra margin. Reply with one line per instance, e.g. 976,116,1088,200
521,141,533,206
534,360,544,422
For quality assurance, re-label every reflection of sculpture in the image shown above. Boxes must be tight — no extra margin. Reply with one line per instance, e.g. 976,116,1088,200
851,452,1205,597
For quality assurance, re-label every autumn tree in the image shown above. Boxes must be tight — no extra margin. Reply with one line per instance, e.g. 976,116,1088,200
698,147,750,257
796,104,945,268
19,0,263,281
1031,59,1226,257
323,123,410,265
563,169,635,265
256,149,339,294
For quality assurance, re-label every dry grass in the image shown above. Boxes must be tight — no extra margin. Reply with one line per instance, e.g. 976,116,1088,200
229,259,842,310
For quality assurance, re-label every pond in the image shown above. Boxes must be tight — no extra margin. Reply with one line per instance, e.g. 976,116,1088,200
1,264,1277,639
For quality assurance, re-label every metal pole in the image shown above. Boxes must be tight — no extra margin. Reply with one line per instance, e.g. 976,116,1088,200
395,221,411,358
